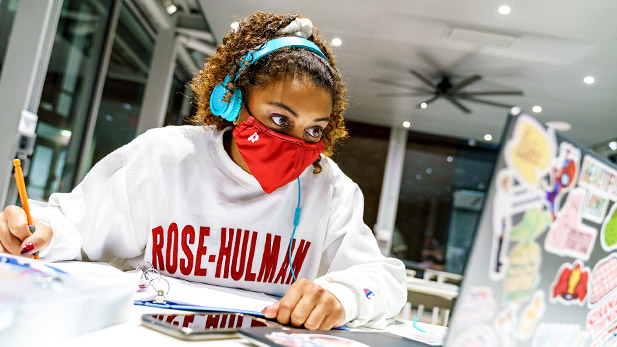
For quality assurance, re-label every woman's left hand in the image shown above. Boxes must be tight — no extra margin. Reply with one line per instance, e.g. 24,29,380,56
263,278,345,330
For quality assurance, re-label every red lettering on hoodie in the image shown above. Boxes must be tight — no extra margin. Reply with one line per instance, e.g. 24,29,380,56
286,240,311,284
152,226,165,271
257,233,280,283
274,239,296,284
231,229,249,281
166,223,179,274
216,228,234,278
205,314,219,328
182,314,195,328
244,231,258,282
180,225,195,275
194,226,210,276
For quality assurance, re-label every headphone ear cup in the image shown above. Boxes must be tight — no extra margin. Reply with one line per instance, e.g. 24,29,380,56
209,83,243,122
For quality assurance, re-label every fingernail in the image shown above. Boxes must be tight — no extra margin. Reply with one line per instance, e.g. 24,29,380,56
261,306,269,314
21,242,35,255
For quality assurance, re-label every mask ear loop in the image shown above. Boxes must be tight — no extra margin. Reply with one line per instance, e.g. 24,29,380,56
289,177,301,282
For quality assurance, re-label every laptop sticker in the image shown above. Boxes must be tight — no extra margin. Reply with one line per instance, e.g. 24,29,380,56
509,207,551,242
490,169,514,281
493,303,518,347
532,323,590,347
504,114,555,188
588,253,617,307
586,289,617,342
578,155,617,201
504,241,542,303
601,204,617,252
582,192,610,225
549,260,589,306
591,321,617,347
518,290,546,340
544,188,598,261
451,324,499,347
453,286,497,325
543,142,580,221
265,332,370,347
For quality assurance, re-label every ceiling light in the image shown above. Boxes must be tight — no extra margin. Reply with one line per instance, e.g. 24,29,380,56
60,129,72,137
498,5,511,15
468,139,476,146
331,37,342,47
532,105,542,113
415,174,422,180
402,121,411,128
420,102,428,109
609,141,617,151
484,134,493,141
584,76,595,84
447,156,454,162
164,0,177,14
545,121,572,131
426,168,432,174
510,106,522,116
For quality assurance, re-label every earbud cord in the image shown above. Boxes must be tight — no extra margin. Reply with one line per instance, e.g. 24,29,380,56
289,177,301,282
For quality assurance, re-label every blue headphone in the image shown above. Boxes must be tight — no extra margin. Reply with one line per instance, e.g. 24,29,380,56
209,36,329,122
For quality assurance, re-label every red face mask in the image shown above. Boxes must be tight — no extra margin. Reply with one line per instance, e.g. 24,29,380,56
232,116,325,194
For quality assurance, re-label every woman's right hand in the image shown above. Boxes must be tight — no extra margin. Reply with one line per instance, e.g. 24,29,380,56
0,205,53,257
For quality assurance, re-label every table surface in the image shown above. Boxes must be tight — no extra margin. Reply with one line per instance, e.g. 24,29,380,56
52,305,448,347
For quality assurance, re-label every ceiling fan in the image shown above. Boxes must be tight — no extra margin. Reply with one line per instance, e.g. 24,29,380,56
372,70,523,113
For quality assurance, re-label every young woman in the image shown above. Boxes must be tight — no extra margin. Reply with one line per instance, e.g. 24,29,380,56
0,11,406,330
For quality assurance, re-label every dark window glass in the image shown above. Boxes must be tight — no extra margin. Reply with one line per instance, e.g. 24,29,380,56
393,131,498,275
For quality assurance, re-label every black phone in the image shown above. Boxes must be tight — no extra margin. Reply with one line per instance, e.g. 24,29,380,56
141,312,283,341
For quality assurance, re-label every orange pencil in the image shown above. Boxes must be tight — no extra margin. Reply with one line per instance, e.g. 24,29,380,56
13,159,38,259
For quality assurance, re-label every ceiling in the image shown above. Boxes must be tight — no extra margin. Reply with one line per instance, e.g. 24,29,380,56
197,0,617,147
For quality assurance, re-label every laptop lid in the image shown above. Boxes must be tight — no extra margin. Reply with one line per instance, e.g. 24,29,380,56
445,111,615,346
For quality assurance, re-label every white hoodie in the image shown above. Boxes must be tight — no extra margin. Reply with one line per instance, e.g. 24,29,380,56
32,125,406,328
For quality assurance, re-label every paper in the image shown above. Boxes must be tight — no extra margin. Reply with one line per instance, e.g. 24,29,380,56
134,274,278,314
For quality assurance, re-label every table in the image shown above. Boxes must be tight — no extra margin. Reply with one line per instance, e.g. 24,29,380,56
56,305,447,347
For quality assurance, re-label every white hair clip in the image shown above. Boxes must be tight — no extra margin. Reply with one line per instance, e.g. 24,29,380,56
277,17,313,39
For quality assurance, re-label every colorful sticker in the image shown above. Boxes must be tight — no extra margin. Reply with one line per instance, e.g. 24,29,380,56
589,253,617,307
544,188,598,261
451,324,499,347
504,241,542,303
578,155,617,201
453,286,497,325
549,260,590,306
490,169,514,281
591,321,617,347
518,291,545,340
493,303,518,347
543,142,580,221
509,207,551,242
587,290,617,340
532,323,590,347
601,204,617,252
504,114,555,188
582,192,610,225
266,332,370,347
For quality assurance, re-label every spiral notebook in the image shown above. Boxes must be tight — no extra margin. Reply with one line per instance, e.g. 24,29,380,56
132,263,279,316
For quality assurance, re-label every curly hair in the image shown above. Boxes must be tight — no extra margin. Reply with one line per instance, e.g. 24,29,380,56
190,11,348,173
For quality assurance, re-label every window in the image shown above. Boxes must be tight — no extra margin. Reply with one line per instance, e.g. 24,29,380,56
392,131,497,274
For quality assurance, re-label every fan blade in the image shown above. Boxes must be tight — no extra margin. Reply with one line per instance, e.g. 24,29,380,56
416,95,440,108
377,92,432,97
370,78,430,92
444,95,471,113
410,70,435,88
458,95,515,108
456,90,523,96
450,75,482,93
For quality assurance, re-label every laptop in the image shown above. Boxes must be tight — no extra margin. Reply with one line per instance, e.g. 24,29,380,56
241,111,613,347
445,110,615,346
